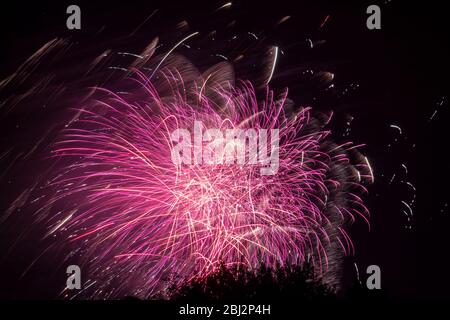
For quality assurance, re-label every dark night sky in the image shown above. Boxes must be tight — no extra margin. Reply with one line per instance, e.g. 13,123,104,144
0,0,449,300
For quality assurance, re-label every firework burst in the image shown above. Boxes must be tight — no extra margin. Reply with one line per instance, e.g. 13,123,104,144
34,60,372,298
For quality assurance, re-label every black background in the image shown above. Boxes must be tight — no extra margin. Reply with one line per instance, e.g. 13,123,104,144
0,0,449,301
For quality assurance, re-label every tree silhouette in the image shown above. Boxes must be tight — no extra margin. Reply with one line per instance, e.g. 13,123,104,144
169,262,336,301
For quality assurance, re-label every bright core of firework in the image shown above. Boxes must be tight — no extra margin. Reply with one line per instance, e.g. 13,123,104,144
43,68,370,298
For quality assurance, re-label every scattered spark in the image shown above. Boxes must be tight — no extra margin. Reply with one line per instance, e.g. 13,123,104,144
277,16,291,25
429,109,438,122
118,52,143,59
217,2,232,11
319,15,330,29
215,54,228,60
108,66,128,72
389,173,396,184
364,156,374,183
390,124,402,135
401,201,413,216
149,32,199,80
401,163,408,175
354,262,362,285
46,211,75,237
406,181,416,192
267,46,279,84
248,32,258,40
130,9,158,36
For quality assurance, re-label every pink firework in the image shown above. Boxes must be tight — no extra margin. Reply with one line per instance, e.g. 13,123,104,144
42,65,371,299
